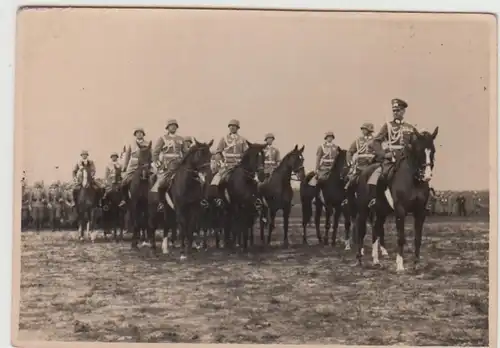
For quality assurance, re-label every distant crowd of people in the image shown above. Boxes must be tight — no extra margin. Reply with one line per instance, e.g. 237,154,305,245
427,189,486,216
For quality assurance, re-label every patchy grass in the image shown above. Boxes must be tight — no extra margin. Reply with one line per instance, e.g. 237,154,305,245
18,219,489,345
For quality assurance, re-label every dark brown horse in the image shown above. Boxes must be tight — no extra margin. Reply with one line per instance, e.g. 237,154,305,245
219,142,266,251
127,141,153,249
300,149,352,248
357,128,438,272
159,139,214,260
102,166,126,242
75,166,101,242
259,145,305,247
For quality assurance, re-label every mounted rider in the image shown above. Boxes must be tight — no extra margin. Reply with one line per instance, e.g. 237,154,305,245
263,133,281,180
119,127,151,207
151,119,186,210
71,150,101,207
309,131,339,187
210,119,249,186
344,122,377,191
102,152,122,201
368,98,417,206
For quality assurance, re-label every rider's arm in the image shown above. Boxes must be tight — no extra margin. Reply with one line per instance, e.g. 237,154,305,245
90,161,97,177
152,138,163,165
214,137,225,161
315,146,323,171
71,163,79,178
346,140,357,164
274,148,281,163
122,144,132,170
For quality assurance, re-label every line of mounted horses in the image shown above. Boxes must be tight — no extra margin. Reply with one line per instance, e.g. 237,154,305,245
28,128,438,272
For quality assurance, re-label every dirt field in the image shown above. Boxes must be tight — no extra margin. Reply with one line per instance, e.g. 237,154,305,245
18,218,489,345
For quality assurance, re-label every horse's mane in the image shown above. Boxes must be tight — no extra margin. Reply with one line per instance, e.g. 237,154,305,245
180,143,209,166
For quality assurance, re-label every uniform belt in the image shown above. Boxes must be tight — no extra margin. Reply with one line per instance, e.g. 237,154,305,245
264,161,276,164
163,154,181,158
322,159,334,163
357,154,374,157
388,145,403,150
224,153,241,158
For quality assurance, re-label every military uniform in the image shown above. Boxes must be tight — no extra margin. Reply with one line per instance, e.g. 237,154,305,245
263,133,280,178
30,182,47,204
345,123,377,190
210,119,248,186
103,152,122,198
309,131,339,187
369,99,416,182
151,119,186,194
71,150,100,205
119,127,151,205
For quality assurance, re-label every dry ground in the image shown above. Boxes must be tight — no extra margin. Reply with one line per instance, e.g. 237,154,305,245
18,218,489,345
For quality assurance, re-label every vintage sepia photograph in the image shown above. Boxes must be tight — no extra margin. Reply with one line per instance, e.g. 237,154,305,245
12,7,496,346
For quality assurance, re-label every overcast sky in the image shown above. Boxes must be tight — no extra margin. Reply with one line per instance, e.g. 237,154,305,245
16,9,494,190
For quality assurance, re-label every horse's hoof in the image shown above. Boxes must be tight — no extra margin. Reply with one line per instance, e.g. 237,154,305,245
344,244,351,251
180,255,187,261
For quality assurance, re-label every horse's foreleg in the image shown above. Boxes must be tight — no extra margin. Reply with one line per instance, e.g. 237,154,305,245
331,206,342,247
371,213,387,266
355,212,368,266
282,204,291,248
259,205,267,245
343,206,352,250
301,199,312,245
323,205,333,246
266,208,277,246
394,206,406,272
314,201,323,244
413,207,426,269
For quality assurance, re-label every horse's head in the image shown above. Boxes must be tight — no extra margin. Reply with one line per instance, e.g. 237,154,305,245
283,145,306,181
182,138,214,175
137,141,153,180
242,141,267,180
331,148,349,181
80,165,93,188
407,127,438,182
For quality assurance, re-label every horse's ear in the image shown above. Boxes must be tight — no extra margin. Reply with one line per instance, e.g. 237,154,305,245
414,128,422,138
148,140,152,149
299,145,305,153
208,139,214,147
293,144,298,151
193,137,200,146
431,126,439,140
246,140,253,147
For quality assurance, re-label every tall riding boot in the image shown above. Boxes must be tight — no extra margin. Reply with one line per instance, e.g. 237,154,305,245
367,184,378,208
72,188,78,207
119,184,128,207
158,186,166,211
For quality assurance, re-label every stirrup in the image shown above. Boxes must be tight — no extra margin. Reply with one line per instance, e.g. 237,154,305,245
341,199,348,206
368,198,376,208
118,200,126,207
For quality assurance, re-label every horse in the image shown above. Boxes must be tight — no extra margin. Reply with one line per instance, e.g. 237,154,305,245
75,166,101,242
200,168,226,249
48,186,65,232
360,127,439,272
219,142,266,251
156,139,214,260
259,145,305,247
101,166,125,242
300,149,352,248
30,187,47,232
127,141,153,249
